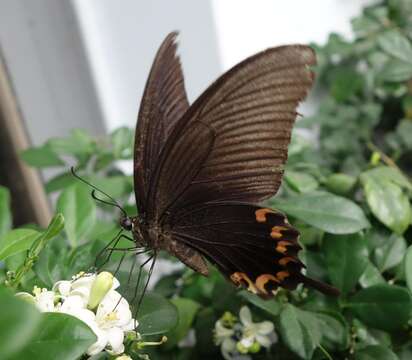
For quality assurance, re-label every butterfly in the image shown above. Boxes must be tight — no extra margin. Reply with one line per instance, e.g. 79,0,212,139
119,32,339,298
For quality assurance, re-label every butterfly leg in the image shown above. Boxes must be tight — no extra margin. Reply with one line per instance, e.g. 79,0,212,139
131,252,157,327
94,229,123,270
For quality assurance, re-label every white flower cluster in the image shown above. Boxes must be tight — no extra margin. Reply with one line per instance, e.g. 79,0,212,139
17,271,137,358
214,306,277,360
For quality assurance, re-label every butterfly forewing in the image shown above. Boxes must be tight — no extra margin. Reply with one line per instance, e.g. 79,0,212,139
134,32,189,215
145,45,316,221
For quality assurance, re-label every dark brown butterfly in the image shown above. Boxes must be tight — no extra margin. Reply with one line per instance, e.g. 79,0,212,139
121,32,339,298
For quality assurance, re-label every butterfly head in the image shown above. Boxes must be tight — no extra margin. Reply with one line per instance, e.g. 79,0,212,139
119,216,133,231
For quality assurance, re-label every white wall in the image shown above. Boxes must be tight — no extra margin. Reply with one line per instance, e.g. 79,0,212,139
212,0,375,69
74,0,375,132
73,0,221,132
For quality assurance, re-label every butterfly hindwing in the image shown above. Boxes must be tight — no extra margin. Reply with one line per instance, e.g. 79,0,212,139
169,202,338,297
134,32,189,215
146,44,316,222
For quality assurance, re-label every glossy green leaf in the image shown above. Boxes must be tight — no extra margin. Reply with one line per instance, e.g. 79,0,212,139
0,229,40,261
359,262,385,288
56,184,96,247
164,297,200,349
349,284,411,331
10,313,96,360
239,290,281,316
317,311,349,351
0,186,11,237
20,144,64,167
355,345,399,360
397,120,412,149
284,171,318,193
88,175,131,199
111,126,133,159
137,293,178,336
361,174,411,234
279,304,321,360
404,246,412,293
378,30,412,62
323,233,368,294
48,129,94,157
362,166,412,191
45,172,77,193
273,191,369,234
0,287,41,360
373,234,406,272
380,59,412,82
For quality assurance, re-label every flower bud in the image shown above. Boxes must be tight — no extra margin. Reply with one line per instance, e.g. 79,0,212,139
236,341,249,354
15,292,36,305
249,341,261,353
115,355,132,360
87,271,113,310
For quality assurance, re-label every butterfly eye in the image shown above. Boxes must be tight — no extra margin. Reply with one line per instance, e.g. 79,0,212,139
120,217,133,231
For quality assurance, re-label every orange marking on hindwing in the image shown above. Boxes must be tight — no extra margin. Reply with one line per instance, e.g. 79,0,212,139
276,241,292,254
230,272,258,294
255,208,274,223
279,257,297,266
276,271,290,281
256,274,279,294
270,226,288,239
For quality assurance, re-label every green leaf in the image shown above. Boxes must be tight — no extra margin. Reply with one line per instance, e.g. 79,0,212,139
380,59,412,82
88,175,131,199
278,304,321,360
361,173,411,234
359,262,385,288
404,246,412,293
45,172,77,193
137,293,178,336
355,345,399,360
0,229,40,261
362,166,412,191
373,234,406,272
273,191,369,234
164,298,200,349
10,313,96,360
239,290,281,316
317,311,349,351
0,186,12,237
111,126,133,159
378,30,412,63
330,68,363,102
323,233,368,294
349,284,411,331
48,129,94,158
325,173,356,196
56,184,96,247
284,171,318,193
0,287,41,360
20,144,64,167
397,120,412,149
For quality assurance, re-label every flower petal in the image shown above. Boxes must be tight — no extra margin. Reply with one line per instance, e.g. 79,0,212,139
256,321,274,335
106,327,125,355
239,306,252,326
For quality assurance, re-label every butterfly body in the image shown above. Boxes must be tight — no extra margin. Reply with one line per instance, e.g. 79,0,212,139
126,32,340,298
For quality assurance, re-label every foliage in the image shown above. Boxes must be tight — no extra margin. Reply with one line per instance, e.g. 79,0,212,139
1,1,412,359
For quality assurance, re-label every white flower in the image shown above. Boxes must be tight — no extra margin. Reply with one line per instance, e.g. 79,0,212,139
238,306,276,349
33,286,56,312
214,319,236,360
17,271,138,357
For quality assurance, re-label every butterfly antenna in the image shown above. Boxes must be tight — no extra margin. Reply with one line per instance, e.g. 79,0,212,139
70,167,127,217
